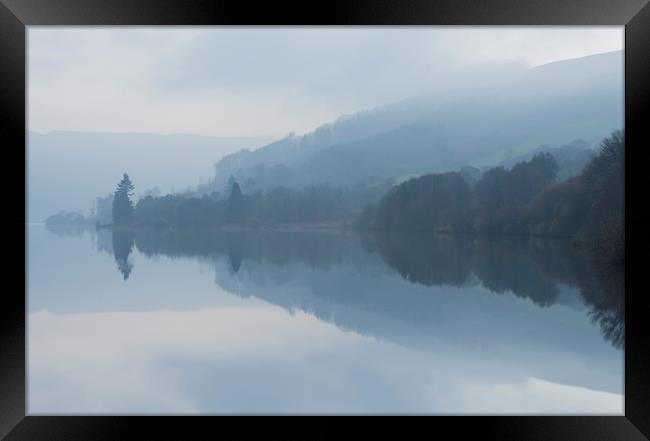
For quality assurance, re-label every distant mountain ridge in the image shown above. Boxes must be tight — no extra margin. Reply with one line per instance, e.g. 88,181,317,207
30,51,623,222
211,51,623,192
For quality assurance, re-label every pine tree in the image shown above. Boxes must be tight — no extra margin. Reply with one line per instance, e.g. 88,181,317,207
112,173,135,225
225,181,245,223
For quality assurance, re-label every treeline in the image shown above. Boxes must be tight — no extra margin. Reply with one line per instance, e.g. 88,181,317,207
132,182,379,228
360,130,624,252
45,210,94,227
529,130,623,260
44,194,113,227
360,152,559,232
51,130,622,258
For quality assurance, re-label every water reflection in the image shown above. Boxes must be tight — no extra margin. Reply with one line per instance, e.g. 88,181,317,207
583,260,625,349
112,229,135,280
31,225,624,413
43,222,90,238
100,228,623,349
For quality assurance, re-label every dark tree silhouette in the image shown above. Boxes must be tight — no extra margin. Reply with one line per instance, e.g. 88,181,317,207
582,130,624,197
225,181,245,223
365,131,623,246
112,173,135,225
226,175,237,194
373,172,472,232
583,130,624,265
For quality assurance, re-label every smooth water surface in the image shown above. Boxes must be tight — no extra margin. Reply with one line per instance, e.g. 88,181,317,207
27,224,624,414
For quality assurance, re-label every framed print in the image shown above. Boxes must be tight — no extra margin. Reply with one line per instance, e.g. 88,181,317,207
2,0,650,438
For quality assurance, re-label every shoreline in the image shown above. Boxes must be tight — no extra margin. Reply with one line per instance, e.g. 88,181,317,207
91,221,585,242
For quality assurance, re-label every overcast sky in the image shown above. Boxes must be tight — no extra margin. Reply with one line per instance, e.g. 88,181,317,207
28,27,623,139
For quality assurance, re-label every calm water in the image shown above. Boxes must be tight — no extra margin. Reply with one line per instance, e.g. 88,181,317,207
27,224,624,414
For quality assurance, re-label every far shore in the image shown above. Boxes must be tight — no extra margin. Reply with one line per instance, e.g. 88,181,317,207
91,221,589,243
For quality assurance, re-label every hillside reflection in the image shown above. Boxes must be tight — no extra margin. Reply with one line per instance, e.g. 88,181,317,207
99,228,623,349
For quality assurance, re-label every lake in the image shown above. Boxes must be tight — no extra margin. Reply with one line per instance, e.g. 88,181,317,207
27,224,624,414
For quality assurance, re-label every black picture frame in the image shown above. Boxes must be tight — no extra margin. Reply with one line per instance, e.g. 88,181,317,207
3,0,649,437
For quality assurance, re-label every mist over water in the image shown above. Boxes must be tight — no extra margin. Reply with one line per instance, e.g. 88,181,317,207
28,224,623,414
27,27,625,415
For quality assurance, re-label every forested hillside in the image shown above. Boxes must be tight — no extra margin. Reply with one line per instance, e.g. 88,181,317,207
361,131,624,257
206,51,622,193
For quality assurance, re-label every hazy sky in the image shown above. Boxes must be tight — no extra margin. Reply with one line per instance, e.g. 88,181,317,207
28,27,623,138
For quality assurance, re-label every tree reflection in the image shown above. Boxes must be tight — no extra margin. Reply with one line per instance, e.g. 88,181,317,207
582,258,624,349
111,229,135,280
367,232,623,348
368,232,473,287
97,227,624,348
364,233,562,307
226,233,244,274
44,223,90,238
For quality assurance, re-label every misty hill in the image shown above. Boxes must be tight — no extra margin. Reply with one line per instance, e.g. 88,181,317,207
211,51,622,191
28,131,268,222
499,139,597,181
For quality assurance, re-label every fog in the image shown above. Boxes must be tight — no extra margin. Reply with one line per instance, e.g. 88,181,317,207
27,131,268,222
28,27,623,137
28,28,622,222
27,28,625,414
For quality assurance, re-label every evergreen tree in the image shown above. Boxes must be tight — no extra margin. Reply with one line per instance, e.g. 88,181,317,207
112,173,135,225
225,181,245,223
